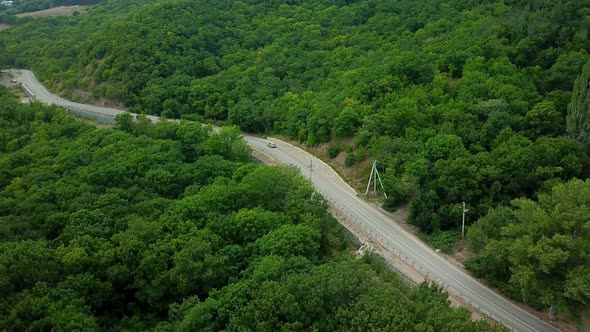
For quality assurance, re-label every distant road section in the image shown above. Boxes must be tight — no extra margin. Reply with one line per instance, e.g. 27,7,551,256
14,69,561,332
16,69,159,124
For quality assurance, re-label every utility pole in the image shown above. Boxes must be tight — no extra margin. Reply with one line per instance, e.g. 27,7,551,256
365,160,387,198
462,201,468,238
366,161,374,195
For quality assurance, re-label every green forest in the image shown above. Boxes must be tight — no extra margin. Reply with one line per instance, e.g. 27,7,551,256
0,88,506,331
1,0,590,324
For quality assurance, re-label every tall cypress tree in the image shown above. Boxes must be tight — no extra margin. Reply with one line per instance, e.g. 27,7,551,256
567,60,590,147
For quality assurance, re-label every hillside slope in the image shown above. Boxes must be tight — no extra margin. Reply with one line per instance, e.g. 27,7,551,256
1,0,590,321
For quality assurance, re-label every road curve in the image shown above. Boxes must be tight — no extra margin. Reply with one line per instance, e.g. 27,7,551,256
14,69,560,332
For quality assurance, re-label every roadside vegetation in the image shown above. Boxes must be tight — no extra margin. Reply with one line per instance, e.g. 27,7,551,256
0,88,506,331
1,0,589,322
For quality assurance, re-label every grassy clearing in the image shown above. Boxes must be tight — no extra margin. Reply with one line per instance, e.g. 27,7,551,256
16,6,89,18
419,230,461,254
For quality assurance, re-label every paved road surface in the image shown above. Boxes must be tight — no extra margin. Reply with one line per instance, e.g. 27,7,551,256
16,69,159,124
13,69,561,332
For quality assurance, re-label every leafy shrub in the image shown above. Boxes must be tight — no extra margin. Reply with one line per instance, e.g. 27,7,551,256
328,146,341,159
345,153,356,166
419,231,459,254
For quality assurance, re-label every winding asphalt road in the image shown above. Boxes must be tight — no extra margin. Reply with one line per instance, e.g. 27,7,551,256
12,69,560,332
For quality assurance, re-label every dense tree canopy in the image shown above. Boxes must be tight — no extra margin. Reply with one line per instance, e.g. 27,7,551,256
466,179,590,317
568,60,590,147
2,0,590,322
0,88,505,331
1,0,589,236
